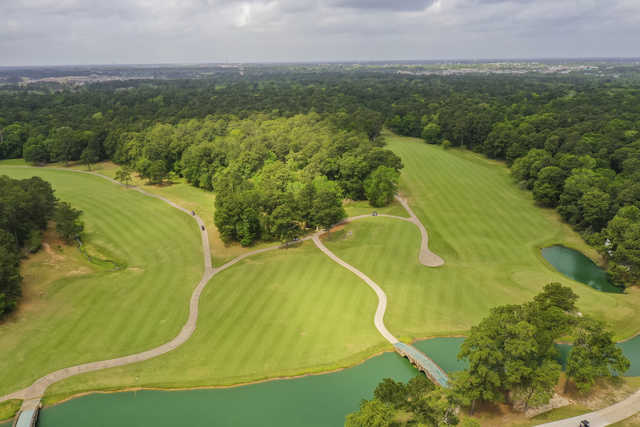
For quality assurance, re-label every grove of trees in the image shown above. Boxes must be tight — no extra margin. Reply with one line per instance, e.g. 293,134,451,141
453,283,628,414
0,175,83,316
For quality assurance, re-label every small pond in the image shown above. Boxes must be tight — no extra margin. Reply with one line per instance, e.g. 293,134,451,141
541,245,623,293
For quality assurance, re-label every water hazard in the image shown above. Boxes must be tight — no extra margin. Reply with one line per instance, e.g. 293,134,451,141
541,245,623,293
4,335,638,427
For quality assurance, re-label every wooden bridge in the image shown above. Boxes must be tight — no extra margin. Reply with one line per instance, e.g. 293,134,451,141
394,342,449,387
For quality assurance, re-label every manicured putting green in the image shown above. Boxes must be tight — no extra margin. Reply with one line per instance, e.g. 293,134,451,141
0,167,203,397
45,241,385,401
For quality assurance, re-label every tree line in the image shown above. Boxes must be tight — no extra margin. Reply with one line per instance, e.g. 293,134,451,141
0,175,83,316
1,72,640,278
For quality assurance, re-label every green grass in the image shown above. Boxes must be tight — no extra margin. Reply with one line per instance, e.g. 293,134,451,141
323,134,640,340
0,158,27,166
57,161,281,266
44,240,385,402
343,199,409,218
517,405,591,426
0,167,202,397
0,400,21,423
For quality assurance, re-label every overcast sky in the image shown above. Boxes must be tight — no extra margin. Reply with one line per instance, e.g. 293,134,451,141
2,0,639,66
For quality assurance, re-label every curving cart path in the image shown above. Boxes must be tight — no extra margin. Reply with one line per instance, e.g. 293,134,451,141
537,389,640,426
0,168,290,410
1,167,635,426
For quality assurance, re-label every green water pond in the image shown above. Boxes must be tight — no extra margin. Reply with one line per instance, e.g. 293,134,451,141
4,336,638,426
541,245,623,293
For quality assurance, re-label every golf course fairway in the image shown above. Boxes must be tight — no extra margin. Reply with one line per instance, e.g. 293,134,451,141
0,167,203,397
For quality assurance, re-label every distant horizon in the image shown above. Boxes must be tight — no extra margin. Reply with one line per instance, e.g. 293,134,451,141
2,56,640,69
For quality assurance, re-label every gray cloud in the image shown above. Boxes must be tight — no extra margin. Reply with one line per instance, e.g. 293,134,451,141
328,0,435,11
0,0,638,65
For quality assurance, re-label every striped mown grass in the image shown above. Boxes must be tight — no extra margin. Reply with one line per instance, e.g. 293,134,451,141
324,134,640,341
44,240,385,401
0,167,202,397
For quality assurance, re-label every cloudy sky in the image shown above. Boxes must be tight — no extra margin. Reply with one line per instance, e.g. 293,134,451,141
2,0,639,66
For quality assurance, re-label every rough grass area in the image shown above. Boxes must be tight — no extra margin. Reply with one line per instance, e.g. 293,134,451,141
324,134,640,340
0,400,21,423
44,240,386,401
0,167,202,397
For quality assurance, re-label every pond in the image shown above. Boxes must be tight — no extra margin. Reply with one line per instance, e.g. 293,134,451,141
3,335,637,427
541,245,623,293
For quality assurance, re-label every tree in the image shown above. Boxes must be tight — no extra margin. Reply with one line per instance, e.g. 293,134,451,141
374,378,407,408
412,387,459,426
115,166,133,187
80,146,99,171
345,399,394,427
456,283,577,411
268,203,300,243
533,166,565,207
49,127,80,164
484,122,517,160
364,166,399,207
311,178,346,230
23,136,50,165
422,123,442,144
566,318,630,393
0,123,27,159
580,189,611,231
54,202,84,243
0,232,21,316
147,159,168,184
604,206,640,285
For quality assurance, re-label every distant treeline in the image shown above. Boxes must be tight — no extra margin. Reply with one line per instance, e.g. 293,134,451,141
0,73,639,283
0,175,83,316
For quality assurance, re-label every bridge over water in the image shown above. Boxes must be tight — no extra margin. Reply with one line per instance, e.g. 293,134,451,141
394,342,449,387
12,399,40,427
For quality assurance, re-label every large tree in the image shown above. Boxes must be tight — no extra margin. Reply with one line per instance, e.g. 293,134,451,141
364,166,399,208
566,318,630,393
456,283,578,411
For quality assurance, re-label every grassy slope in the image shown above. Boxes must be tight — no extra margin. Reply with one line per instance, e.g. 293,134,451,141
0,160,411,266
0,400,21,423
45,241,384,402
0,167,202,396
325,134,640,340
86,162,410,264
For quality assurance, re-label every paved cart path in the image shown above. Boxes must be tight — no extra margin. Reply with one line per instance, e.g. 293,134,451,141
536,390,640,426
1,166,635,426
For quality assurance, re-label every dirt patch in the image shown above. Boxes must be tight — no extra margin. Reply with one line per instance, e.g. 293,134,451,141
567,377,638,410
42,242,64,262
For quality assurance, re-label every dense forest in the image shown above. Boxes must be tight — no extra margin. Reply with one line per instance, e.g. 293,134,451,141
0,176,83,316
1,71,639,283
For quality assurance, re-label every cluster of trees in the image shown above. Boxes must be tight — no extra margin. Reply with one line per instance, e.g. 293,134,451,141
111,113,401,245
347,283,629,425
346,375,477,427
454,283,628,413
0,175,83,316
